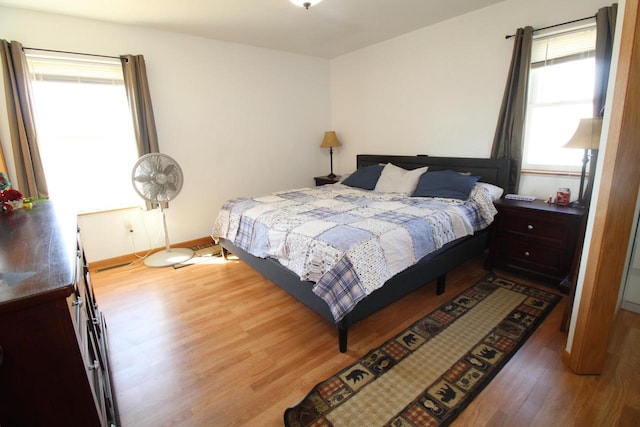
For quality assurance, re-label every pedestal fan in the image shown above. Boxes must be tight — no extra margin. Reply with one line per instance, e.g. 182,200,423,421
131,153,194,267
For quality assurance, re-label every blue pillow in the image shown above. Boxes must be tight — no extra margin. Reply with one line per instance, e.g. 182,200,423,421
341,164,385,190
412,170,480,200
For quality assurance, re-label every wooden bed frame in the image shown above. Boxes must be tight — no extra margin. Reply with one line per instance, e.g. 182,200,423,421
219,154,511,352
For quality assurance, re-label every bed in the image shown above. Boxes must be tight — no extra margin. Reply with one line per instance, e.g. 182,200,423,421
213,154,511,352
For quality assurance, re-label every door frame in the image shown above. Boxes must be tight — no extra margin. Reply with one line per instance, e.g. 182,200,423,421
565,0,640,374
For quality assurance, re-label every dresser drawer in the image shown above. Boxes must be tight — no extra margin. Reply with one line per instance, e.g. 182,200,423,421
493,236,566,278
499,210,568,248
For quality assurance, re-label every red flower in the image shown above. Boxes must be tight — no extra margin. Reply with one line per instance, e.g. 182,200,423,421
0,188,23,202
0,188,24,213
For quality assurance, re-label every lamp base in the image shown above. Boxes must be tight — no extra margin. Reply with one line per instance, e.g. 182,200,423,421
327,173,337,179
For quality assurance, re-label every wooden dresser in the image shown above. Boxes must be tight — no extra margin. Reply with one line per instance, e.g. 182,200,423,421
0,201,118,426
488,198,586,288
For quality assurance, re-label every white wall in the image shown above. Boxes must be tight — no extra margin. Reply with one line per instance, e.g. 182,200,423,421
0,7,331,262
329,0,608,199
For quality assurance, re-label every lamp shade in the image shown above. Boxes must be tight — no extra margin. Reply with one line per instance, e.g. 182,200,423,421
320,131,341,148
564,117,603,150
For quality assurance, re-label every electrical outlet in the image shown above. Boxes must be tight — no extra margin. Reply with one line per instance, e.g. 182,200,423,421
125,222,135,235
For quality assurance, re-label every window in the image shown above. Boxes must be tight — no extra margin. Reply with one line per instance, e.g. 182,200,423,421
522,26,597,172
25,51,140,214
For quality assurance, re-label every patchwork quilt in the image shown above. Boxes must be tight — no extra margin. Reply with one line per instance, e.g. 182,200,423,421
212,184,498,322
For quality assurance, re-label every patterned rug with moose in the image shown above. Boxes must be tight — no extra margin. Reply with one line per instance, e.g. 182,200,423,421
284,274,560,427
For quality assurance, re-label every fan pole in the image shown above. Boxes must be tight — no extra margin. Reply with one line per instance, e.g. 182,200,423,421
160,203,171,252
143,202,195,267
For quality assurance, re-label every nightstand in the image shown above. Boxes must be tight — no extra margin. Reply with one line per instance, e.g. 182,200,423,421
488,198,586,289
314,175,340,186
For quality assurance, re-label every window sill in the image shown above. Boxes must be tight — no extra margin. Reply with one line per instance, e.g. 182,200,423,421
521,169,581,178
77,205,142,217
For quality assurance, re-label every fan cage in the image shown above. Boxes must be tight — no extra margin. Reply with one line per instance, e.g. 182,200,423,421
132,153,184,203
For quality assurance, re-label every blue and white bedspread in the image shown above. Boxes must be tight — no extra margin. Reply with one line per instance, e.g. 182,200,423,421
212,184,497,322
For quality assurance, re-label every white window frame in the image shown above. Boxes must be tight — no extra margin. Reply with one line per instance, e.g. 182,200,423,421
521,24,597,174
25,50,141,214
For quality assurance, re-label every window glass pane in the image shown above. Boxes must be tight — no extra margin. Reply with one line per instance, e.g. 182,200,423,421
523,26,596,172
524,103,592,167
531,58,595,104
26,53,141,214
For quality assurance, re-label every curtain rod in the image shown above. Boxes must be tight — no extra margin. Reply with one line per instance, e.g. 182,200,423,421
22,46,123,61
505,14,596,39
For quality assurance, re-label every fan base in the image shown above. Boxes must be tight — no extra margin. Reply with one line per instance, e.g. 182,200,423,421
144,247,195,267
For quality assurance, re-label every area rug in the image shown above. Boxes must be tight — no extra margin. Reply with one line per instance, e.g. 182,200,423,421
172,242,222,268
284,274,561,427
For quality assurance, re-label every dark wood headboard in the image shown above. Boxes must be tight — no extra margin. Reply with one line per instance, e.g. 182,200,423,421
356,154,511,191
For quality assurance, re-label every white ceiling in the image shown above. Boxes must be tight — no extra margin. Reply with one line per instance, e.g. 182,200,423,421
0,0,506,58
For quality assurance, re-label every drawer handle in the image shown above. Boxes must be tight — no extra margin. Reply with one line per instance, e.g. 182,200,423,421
527,224,534,230
89,360,100,371
524,251,530,257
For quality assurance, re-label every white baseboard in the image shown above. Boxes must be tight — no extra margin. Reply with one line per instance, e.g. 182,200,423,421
621,300,640,314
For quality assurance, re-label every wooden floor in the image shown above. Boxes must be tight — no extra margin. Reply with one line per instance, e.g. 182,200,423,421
91,253,640,427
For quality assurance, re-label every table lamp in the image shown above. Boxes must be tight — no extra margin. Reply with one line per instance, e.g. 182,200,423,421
563,117,602,205
320,131,341,179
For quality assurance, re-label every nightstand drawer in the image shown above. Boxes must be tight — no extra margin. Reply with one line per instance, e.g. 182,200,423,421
499,212,567,248
493,236,566,278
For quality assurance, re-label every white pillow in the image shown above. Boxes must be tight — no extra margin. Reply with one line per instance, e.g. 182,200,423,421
374,163,428,195
338,172,353,183
475,182,504,201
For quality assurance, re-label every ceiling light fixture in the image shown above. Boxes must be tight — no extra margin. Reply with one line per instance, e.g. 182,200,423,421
289,0,322,10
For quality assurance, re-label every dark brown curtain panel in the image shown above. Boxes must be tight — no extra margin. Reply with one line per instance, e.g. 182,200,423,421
0,40,48,198
121,54,162,210
491,26,533,194
594,4,618,117
121,54,160,156
584,3,618,205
